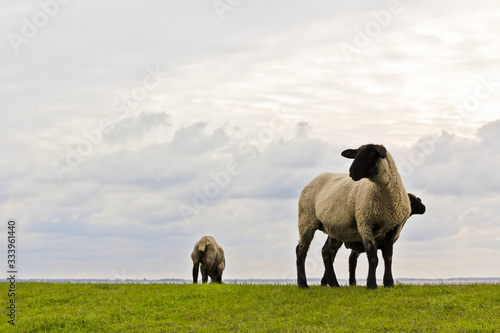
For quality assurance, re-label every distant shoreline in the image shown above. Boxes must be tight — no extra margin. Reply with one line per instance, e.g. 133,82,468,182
13,277,500,285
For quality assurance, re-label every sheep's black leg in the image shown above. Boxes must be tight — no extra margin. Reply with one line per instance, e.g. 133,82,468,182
296,232,316,288
201,266,209,284
348,251,360,286
320,237,343,287
365,240,378,290
296,243,310,288
320,237,330,286
297,218,320,288
216,265,224,284
192,263,199,284
382,228,397,288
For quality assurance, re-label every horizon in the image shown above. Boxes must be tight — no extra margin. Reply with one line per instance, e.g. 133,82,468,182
17,277,500,285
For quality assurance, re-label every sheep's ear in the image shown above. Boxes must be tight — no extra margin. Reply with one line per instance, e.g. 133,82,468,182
408,193,417,204
341,149,358,159
375,145,387,158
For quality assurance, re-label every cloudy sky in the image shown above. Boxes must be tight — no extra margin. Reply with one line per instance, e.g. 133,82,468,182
1,0,499,282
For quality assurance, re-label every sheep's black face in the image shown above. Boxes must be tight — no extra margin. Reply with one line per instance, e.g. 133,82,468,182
341,144,387,181
408,193,426,215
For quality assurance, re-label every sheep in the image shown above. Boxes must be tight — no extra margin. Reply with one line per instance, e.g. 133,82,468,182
296,144,411,289
191,236,225,284
320,193,426,287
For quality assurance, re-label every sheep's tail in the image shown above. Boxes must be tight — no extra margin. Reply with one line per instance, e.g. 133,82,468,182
198,242,207,252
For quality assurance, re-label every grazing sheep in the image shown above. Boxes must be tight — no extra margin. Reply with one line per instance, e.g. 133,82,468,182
191,236,225,284
320,193,426,287
296,144,411,289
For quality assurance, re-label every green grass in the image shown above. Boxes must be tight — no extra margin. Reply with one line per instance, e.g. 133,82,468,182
2,282,499,332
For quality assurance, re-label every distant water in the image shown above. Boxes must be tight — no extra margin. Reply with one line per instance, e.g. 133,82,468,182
18,278,500,285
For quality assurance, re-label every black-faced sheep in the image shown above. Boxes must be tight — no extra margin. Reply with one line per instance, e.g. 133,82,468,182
320,193,426,287
296,144,411,289
191,236,225,284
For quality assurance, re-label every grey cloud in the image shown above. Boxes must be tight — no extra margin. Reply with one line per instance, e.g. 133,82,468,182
476,119,500,146
169,122,229,156
104,111,171,145
295,121,311,137
403,120,500,196
4,118,500,280
72,122,228,183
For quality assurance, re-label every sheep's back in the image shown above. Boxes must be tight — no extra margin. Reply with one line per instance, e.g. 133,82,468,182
191,236,225,267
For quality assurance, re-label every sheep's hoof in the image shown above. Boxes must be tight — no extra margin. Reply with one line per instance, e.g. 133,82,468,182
298,283,309,289
384,279,394,288
327,278,340,287
367,284,378,290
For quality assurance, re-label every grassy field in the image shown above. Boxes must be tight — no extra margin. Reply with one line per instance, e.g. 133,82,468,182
2,282,499,332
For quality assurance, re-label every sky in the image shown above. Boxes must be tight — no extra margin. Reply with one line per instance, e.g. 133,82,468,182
1,0,499,282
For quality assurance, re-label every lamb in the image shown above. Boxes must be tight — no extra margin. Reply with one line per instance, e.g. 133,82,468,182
296,144,411,289
320,193,426,287
191,236,225,284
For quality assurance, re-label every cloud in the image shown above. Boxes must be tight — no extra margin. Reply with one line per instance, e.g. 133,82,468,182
402,119,500,196
476,119,500,146
104,111,171,145
4,117,500,280
391,119,500,278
